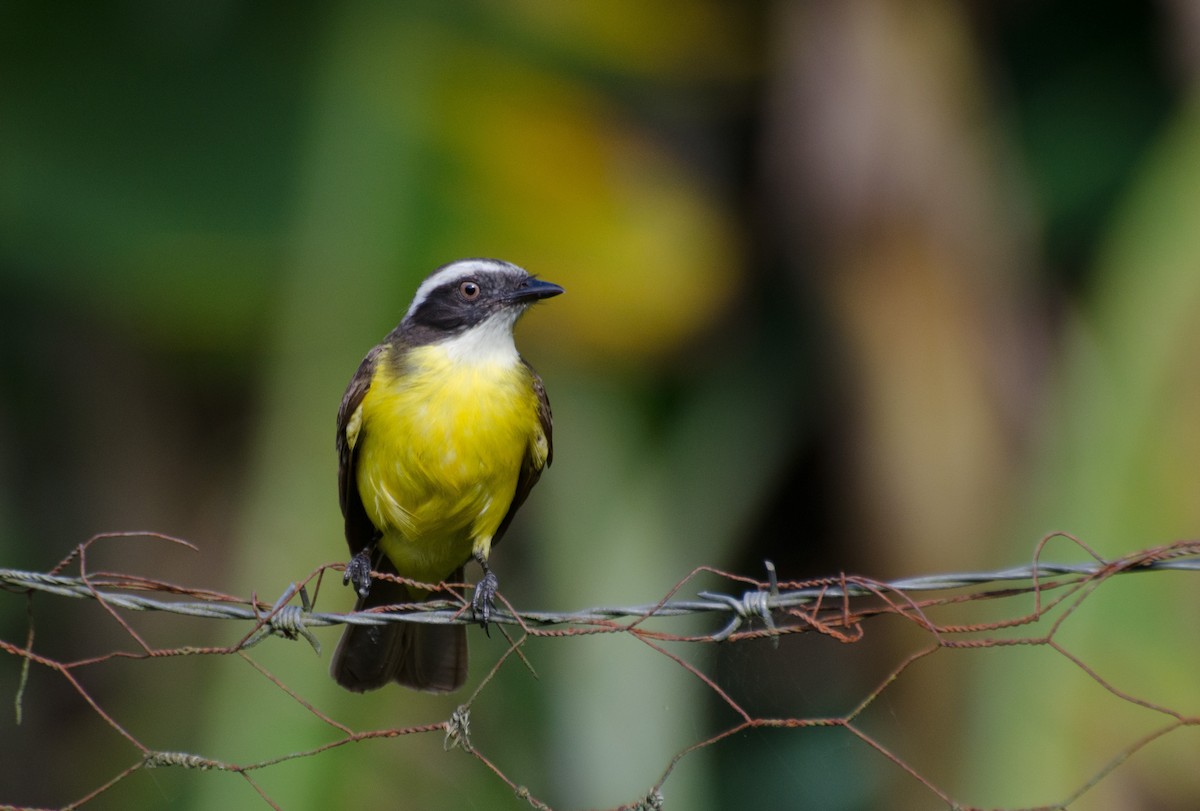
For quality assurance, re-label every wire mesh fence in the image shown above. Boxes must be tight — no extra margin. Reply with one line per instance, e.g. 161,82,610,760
2,531,1198,810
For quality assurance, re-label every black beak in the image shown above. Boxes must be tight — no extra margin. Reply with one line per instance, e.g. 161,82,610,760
506,277,564,303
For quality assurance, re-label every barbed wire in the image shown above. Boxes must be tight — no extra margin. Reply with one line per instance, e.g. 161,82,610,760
4,531,1197,647
2,531,1199,810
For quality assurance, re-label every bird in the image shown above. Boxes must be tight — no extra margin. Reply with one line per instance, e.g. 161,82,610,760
330,258,562,693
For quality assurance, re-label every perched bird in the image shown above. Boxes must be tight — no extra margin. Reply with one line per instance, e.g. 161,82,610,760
330,258,562,692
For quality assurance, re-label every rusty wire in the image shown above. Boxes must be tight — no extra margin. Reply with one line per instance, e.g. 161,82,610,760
2,531,1199,810
2,533,1197,649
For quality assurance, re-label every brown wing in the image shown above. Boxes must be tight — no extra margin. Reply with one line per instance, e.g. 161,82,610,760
492,360,553,548
337,344,385,556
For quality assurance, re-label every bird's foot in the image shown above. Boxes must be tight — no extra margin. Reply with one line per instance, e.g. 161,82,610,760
471,564,499,633
344,549,373,598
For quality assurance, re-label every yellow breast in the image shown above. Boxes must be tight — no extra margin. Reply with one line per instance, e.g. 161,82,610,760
353,343,542,584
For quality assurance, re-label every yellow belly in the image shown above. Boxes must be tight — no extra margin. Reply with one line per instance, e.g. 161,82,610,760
354,344,540,586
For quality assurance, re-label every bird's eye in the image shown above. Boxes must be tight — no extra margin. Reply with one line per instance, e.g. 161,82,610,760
459,281,481,300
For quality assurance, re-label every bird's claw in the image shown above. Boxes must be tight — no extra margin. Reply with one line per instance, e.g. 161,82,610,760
471,570,499,633
344,549,373,598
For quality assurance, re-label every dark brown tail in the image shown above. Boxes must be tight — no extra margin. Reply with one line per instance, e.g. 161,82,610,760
330,564,467,693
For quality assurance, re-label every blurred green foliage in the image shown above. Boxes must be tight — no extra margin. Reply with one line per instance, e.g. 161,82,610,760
2,1,1199,809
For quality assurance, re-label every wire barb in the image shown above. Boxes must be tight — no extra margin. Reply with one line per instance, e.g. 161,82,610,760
143,751,223,770
634,789,666,811
444,705,473,752
698,586,777,641
243,584,322,654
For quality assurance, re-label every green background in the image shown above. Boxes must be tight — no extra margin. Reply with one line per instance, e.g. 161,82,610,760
2,2,1199,809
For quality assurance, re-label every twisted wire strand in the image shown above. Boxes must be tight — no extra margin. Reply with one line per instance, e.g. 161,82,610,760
3,544,1197,645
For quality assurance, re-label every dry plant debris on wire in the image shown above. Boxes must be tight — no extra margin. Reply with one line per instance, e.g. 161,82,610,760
1,531,1199,810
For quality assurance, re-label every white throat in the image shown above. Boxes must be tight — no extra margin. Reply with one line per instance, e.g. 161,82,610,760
437,309,522,367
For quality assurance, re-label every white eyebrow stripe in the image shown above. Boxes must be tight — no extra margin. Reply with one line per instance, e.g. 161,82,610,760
403,258,524,320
